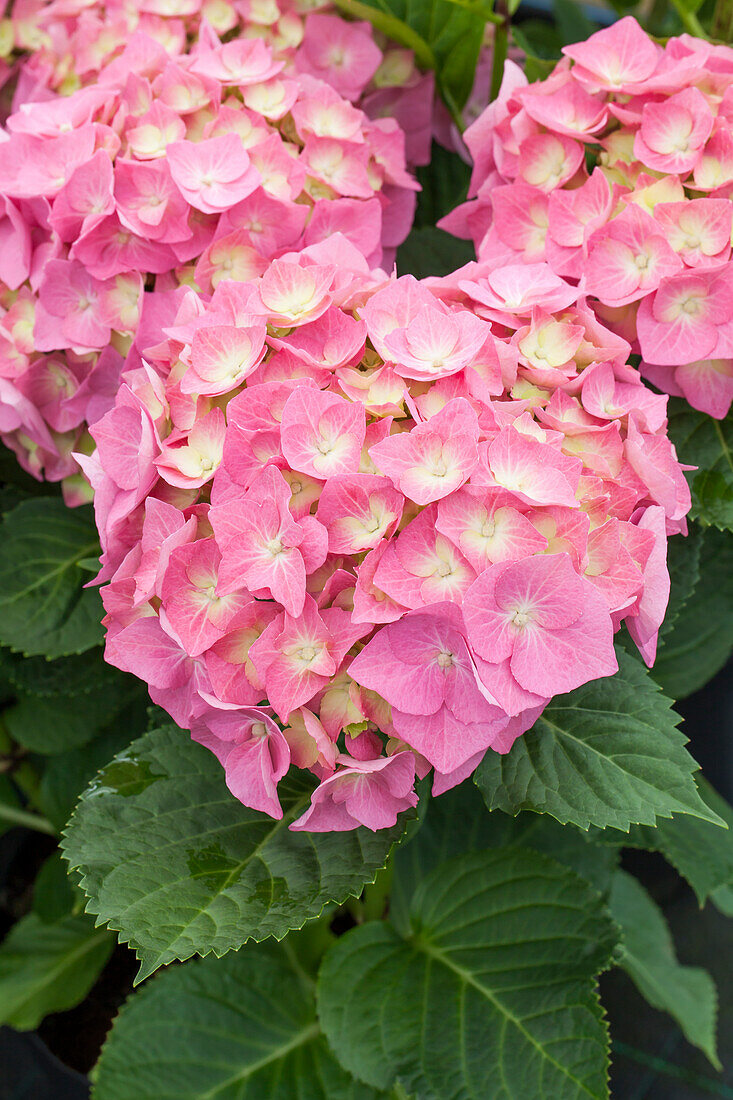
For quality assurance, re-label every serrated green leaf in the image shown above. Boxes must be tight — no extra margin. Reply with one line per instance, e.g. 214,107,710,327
318,849,618,1099
0,498,103,658
92,941,386,1100
624,780,733,906
475,648,721,832
332,0,486,112
609,870,719,1067
61,727,406,981
667,402,733,532
0,911,113,1030
651,526,733,698
397,226,474,279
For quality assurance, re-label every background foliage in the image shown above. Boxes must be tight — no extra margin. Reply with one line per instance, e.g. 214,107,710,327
1,0,733,1096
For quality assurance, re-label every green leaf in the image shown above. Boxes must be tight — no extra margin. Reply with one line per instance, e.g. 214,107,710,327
62,727,406,981
33,851,81,923
657,525,703,645
5,674,143,754
413,142,472,229
391,782,618,934
475,648,721,832
318,849,618,1099
0,498,103,658
332,0,487,113
626,780,733,906
0,773,23,840
651,526,733,698
0,912,113,1030
37,718,139,832
0,646,122,697
609,870,719,1067
667,402,733,532
396,226,474,279
92,942,386,1100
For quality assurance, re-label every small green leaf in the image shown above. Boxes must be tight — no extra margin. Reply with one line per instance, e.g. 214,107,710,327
62,727,406,981
651,526,733,699
332,0,486,112
0,498,103,658
318,849,618,1099
396,226,474,279
0,912,113,1030
92,942,386,1100
609,870,719,1067
33,852,81,923
667,402,733,532
475,648,721,831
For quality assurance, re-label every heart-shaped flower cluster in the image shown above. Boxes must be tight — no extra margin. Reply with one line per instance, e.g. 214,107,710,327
0,25,416,498
85,239,690,831
442,17,733,420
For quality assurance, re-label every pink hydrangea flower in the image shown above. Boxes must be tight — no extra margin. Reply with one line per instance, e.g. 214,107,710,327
86,254,690,832
0,19,419,496
442,18,733,420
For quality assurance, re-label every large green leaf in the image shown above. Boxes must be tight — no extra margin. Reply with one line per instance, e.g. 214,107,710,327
391,782,617,934
667,402,733,531
0,912,113,1030
609,870,719,1067
651,526,733,698
332,0,489,113
0,498,103,657
318,849,618,1099
92,942,386,1100
475,649,720,832
62,727,406,981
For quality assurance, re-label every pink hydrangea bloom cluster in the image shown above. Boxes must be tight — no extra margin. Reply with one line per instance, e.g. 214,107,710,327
442,16,733,420
5,1,435,168
0,26,416,497
84,239,690,831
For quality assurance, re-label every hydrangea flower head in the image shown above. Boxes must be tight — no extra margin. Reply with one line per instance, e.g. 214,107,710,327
0,21,418,496
90,246,690,831
442,18,733,420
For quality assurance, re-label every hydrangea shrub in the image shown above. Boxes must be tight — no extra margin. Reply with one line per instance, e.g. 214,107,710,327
0,8,731,1099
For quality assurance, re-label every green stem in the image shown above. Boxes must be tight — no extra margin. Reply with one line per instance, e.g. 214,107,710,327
0,802,56,835
669,0,709,38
